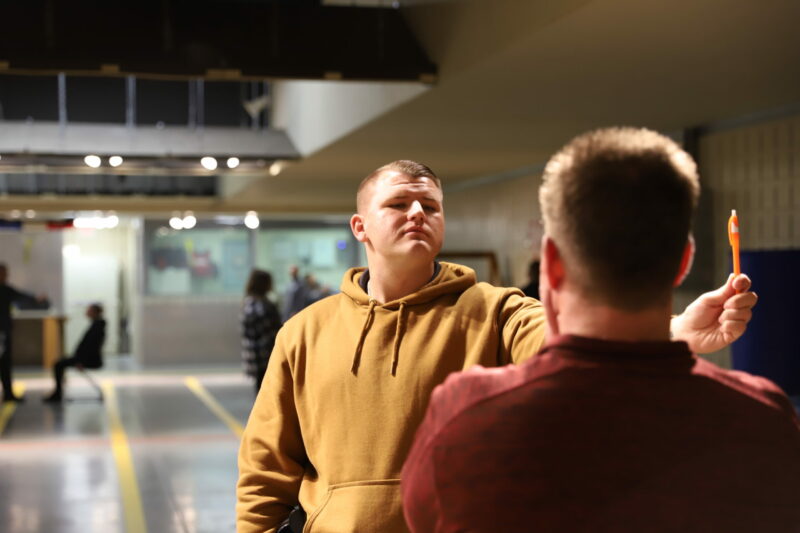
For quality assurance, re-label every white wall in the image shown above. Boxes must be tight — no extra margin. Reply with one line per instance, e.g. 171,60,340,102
137,296,240,367
62,224,138,357
0,228,63,312
444,172,543,288
272,79,428,156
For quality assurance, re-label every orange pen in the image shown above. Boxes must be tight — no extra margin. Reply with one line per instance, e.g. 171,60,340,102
727,209,740,292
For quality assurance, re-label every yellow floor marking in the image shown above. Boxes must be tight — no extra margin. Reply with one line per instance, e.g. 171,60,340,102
102,381,147,533
184,376,244,438
0,383,27,436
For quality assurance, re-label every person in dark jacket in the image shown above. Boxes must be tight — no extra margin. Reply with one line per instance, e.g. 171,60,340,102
43,303,106,403
0,263,47,402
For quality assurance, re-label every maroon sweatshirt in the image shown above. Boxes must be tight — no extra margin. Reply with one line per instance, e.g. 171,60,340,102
402,335,800,533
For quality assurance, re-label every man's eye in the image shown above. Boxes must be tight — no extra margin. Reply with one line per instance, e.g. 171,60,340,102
423,205,438,212
389,203,406,209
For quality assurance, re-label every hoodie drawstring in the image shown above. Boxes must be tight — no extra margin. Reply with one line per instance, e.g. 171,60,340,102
391,302,407,376
352,300,376,375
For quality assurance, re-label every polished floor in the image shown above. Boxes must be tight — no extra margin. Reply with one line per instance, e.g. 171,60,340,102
0,363,253,533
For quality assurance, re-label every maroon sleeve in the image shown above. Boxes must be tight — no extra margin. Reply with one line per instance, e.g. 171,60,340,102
402,381,448,532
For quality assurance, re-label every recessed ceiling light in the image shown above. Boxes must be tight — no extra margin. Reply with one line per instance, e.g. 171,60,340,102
183,213,197,229
200,157,218,171
227,157,240,169
109,155,124,167
244,210,260,229
84,155,102,168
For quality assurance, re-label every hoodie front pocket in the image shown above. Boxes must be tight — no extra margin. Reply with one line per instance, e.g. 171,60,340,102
304,478,404,533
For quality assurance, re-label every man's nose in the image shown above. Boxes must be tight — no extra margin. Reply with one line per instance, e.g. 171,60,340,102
408,201,425,222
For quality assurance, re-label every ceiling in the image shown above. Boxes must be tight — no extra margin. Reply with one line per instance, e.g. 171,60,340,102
233,0,800,211
1,0,799,214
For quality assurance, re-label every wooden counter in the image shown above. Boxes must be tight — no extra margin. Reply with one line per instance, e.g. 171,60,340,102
11,313,66,369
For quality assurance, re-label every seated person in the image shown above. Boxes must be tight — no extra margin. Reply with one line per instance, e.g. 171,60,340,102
402,128,800,532
44,303,106,403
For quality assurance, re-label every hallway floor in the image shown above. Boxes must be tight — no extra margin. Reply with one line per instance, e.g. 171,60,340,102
0,367,253,533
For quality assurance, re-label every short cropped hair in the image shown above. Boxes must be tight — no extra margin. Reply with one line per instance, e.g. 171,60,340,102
89,303,104,316
245,269,273,297
539,127,700,310
356,160,442,213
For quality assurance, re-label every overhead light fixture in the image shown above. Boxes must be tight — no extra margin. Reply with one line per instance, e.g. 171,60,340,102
169,216,184,230
182,212,197,229
74,214,120,229
25,209,36,219
106,214,119,229
109,155,124,167
226,157,240,169
84,155,102,168
200,156,218,171
269,161,282,176
244,210,260,229
9,209,21,219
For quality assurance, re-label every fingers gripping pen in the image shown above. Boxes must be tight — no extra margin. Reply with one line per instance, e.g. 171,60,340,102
728,209,740,293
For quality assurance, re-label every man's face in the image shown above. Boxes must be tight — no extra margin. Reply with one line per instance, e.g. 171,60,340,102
352,170,445,267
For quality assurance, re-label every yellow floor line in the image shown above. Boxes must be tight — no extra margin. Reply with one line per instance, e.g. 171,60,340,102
0,383,27,436
102,381,148,533
184,376,244,438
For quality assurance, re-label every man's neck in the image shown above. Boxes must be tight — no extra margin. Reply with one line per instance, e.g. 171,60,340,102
365,258,434,303
556,292,672,343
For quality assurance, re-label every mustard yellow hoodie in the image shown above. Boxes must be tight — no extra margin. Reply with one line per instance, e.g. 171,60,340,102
237,262,545,533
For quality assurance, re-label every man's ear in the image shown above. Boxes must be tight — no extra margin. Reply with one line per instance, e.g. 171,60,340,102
350,213,367,243
542,236,565,290
673,235,695,287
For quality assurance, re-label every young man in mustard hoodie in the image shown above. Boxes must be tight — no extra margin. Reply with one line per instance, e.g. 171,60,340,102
237,159,757,533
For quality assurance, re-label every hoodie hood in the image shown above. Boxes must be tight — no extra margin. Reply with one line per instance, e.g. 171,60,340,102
341,262,477,375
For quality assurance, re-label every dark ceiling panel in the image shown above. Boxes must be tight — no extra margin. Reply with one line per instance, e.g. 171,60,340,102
0,74,59,121
66,76,126,123
0,1,437,81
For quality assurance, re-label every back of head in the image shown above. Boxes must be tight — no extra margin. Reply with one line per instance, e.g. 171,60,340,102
245,269,272,297
356,160,441,213
539,127,700,310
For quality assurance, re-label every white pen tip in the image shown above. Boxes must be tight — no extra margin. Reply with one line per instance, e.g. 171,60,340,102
731,209,737,216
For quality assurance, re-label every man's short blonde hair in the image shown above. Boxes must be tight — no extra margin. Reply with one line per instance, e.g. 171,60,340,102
356,160,442,213
539,127,700,310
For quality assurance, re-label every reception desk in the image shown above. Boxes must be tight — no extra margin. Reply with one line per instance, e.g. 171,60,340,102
11,312,66,369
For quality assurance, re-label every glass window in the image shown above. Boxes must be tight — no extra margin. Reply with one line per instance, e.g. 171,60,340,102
255,224,360,303
145,220,250,296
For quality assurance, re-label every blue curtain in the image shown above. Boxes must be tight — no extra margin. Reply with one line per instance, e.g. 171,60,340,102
732,250,800,396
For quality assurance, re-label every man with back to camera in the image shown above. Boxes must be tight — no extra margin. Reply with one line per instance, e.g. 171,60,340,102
0,263,47,402
402,128,800,532
237,158,758,533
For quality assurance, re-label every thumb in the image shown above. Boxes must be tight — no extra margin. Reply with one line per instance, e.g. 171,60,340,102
699,274,735,306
